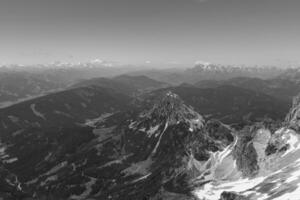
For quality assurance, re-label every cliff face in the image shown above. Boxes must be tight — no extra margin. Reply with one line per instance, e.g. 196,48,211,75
286,94,300,131
194,93,300,200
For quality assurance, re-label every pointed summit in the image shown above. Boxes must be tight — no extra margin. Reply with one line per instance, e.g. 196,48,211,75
151,91,183,117
141,91,204,130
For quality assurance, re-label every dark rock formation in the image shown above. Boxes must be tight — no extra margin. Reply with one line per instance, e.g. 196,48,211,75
219,191,246,200
285,93,300,131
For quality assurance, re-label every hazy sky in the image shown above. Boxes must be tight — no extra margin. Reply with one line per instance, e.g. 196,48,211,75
0,0,299,66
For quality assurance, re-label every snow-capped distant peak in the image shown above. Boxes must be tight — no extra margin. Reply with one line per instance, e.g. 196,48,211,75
88,59,116,67
195,60,211,66
90,59,104,64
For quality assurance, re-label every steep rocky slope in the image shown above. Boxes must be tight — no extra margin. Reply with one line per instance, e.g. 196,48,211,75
193,93,300,200
0,91,234,199
0,87,299,199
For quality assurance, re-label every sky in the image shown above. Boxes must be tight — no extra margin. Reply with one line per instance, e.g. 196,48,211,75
0,0,299,66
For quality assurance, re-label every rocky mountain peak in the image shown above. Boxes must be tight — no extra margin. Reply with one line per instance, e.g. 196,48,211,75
142,91,204,128
152,91,182,116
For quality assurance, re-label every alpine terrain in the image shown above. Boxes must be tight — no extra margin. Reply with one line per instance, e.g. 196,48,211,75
0,76,300,200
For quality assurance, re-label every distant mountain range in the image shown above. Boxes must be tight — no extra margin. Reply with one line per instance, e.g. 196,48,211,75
128,64,290,84
0,63,298,107
0,72,66,107
1,63,300,199
195,76,300,103
277,68,300,83
0,64,142,107
72,75,169,96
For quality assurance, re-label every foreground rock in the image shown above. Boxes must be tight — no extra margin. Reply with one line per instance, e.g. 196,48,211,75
193,93,300,200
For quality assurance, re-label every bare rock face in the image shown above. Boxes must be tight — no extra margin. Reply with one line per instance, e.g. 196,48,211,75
142,91,204,128
285,93,300,131
193,92,300,200
120,92,234,197
219,191,246,200
232,125,260,177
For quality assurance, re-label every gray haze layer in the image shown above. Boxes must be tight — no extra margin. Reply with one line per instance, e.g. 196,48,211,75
0,0,299,66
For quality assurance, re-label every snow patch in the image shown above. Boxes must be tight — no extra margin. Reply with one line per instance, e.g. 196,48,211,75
45,161,68,176
131,173,152,183
151,121,168,155
0,142,8,159
147,125,160,137
193,176,265,200
98,154,132,170
193,147,300,200
3,157,18,163
280,129,300,157
8,115,19,123
122,158,153,176
85,112,114,127
53,110,73,118
41,175,58,186
30,104,46,120
69,177,97,200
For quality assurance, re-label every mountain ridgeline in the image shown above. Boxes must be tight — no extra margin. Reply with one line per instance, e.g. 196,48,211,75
0,71,300,200
0,63,297,106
